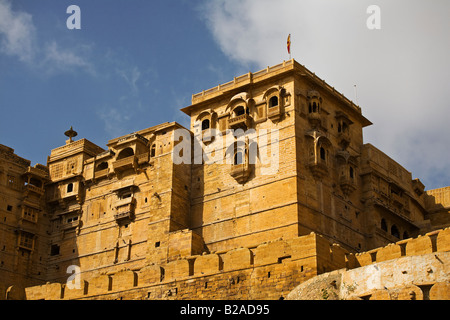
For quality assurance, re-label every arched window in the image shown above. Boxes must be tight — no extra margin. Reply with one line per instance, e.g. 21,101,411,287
201,119,210,130
151,144,156,157
117,147,134,160
269,96,278,108
349,166,354,179
381,218,387,231
342,122,348,133
313,102,317,113
96,162,108,171
234,151,244,165
67,183,73,193
320,147,326,161
234,106,246,116
391,225,400,238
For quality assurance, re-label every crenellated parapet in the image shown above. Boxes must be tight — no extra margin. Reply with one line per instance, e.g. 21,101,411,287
17,227,450,300
287,227,450,300
350,227,450,267
22,232,346,300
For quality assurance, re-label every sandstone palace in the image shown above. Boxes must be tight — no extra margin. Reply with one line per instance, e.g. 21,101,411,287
1,60,449,300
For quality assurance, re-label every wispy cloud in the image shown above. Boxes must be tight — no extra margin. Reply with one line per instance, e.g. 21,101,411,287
199,0,450,189
97,106,131,138
0,0,93,74
42,41,94,75
0,0,36,62
116,66,141,94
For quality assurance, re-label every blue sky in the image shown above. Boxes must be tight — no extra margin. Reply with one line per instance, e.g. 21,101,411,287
1,0,449,190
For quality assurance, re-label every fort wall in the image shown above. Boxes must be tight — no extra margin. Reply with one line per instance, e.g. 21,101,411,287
287,227,450,300
20,227,450,300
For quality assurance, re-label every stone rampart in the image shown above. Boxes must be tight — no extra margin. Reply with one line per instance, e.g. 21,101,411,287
20,228,450,300
287,227,450,300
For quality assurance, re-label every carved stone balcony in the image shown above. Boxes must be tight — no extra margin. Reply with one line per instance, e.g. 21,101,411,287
338,131,351,149
308,155,328,179
230,163,251,184
61,219,80,231
228,114,251,130
339,176,356,196
112,155,137,173
267,105,282,121
23,184,45,196
201,129,214,145
136,152,149,165
307,112,321,127
114,197,135,222
94,168,109,180
390,193,406,209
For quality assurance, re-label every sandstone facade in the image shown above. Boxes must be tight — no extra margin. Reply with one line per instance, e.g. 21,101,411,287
0,59,448,300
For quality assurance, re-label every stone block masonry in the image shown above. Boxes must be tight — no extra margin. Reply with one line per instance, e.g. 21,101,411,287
22,228,450,300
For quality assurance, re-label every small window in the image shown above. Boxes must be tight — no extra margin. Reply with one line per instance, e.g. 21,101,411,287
67,183,73,193
117,147,134,160
403,231,409,239
349,167,354,179
381,218,387,231
201,119,210,130
19,232,34,250
320,147,326,161
234,151,244,165
391,225,400,238
269,96,278,108
121,192,132,199
234,106,246,116
50,244,60,256
6,205,12,212
342,122,348,132
151,144,156,157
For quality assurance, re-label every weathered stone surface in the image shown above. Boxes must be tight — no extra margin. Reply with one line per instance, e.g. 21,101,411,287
0,60,449,300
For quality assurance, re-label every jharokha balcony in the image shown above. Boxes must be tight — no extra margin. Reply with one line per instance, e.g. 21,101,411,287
228,114,251,130
113,197,136,222
112,155,136,172
339,176,356,196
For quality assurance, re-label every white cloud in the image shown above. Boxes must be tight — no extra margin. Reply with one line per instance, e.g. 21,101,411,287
97,106,131,138
0,0,93,74
42,41,94,75
200,0,450,189
116,66,141,94
0,0,36,62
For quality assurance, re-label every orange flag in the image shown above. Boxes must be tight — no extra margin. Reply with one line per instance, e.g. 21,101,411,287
287,34,291,54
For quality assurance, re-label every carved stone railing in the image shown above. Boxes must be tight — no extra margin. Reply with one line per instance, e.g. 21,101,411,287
228,114,251,130
114,197,135,222
339,176,356,196
61,219,80,231
112,155,136,172
94,168,109,179
267,105,282,120
23,184,45,196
